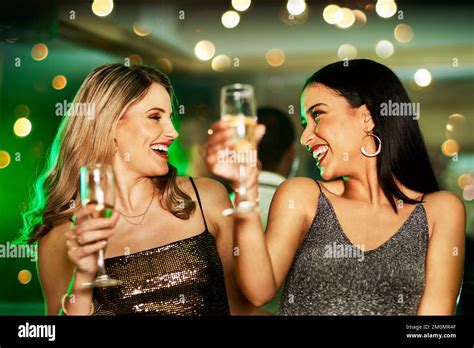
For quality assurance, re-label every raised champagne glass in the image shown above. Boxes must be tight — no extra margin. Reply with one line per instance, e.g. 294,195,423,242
220,84,260,216
79,164,122,287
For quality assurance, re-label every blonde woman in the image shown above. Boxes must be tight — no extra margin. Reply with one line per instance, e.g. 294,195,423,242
19,63,255,315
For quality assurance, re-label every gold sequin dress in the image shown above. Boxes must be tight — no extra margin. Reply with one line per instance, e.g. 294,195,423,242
92,178,230,315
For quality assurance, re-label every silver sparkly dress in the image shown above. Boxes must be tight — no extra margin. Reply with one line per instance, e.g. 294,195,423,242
278,190,428,315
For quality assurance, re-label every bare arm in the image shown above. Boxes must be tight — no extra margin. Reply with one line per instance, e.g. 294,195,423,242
417,191,466,315
196,178,262,315
38,205,120,315
233,177,317,306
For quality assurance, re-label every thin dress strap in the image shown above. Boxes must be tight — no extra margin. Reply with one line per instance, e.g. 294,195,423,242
189,177,209,231
314,179,322,192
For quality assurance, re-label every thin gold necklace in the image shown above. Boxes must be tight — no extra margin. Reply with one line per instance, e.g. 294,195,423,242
117,187,156,225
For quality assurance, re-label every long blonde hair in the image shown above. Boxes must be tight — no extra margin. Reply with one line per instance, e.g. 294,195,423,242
18,63,195,244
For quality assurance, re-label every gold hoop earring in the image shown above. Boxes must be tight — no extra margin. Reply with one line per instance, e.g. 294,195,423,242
360,131,382,157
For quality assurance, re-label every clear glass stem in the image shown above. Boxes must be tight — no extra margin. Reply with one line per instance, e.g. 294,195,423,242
97,248,106,277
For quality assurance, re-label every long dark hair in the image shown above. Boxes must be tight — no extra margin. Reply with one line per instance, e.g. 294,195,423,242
303,59,439,212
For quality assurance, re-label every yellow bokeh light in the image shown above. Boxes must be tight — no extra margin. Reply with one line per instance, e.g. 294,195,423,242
52,75,67,90
14,104,30,118
14,118,32,137
323,5,340,25
287,0,306,16
133,23,152,37
129,54,143,66
458,173,473,189
353,10,367,25
441,139,459,157
0,150,11,169
335,8,356,29
232,0,251,12
446,113,465,133
266,48,285,67
376,0,397,18
92,0,114,17
337,44,357,60
414,69,432,87
221,11,240,29
394,23,414,43
212,55,231,72
194,40,216,61
31,43,48,61
157,58,173,74
18,270,32,285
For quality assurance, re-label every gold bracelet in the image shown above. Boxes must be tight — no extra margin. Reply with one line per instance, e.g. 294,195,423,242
61,293,95,316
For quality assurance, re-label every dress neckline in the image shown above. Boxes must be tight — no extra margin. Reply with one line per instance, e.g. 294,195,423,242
319,191,423,254
104,229,212,261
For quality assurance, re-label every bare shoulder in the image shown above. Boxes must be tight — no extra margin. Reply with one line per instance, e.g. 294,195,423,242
423,190,466,215
180,176,230,203
271,177,320,220
423,190,466,238
38,219,70,253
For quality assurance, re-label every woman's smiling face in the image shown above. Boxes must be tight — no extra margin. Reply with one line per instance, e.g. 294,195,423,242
114,83,179,177
300,83,373,180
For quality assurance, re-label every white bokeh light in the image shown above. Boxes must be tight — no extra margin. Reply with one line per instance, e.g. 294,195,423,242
414,69,432,87
194,40,216,61
375,40,394,58
287,0,306,16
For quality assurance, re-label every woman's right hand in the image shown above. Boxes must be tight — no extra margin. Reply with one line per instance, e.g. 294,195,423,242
204,120,266,185
65,204,120,277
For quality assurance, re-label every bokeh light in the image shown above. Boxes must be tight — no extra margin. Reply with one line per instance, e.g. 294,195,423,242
414,68,432,87
375,40,394,58
129,54,143,65
287,0,306,16
133,23,152,37
157,58,173,74
212,55,232,72
14,104,30,118
441,139,460,157
222,11,240,29
18,270,32,285
266,48,286,67
335,8,356,29
446,113,465,133
52,75,67,90
92,0,114,17
31,43,48,61
337,44,357,60
353,10,367,26
14,118,32,138
0,151,11,169
323,5,340,25
232,0,251,12
194,40,216,61
394,23,414,43
458,173,473,189
376,0,397,18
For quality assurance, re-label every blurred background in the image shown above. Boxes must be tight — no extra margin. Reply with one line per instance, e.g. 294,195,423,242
0,0,472,315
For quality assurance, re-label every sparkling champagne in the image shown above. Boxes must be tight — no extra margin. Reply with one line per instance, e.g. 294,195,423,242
222,114,257,151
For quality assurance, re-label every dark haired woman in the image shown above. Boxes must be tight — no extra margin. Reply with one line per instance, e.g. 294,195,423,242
19,64,256,315
206,59,466,315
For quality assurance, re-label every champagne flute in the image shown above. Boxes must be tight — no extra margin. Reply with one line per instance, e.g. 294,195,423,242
79,164,122,287
220,84,260,216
